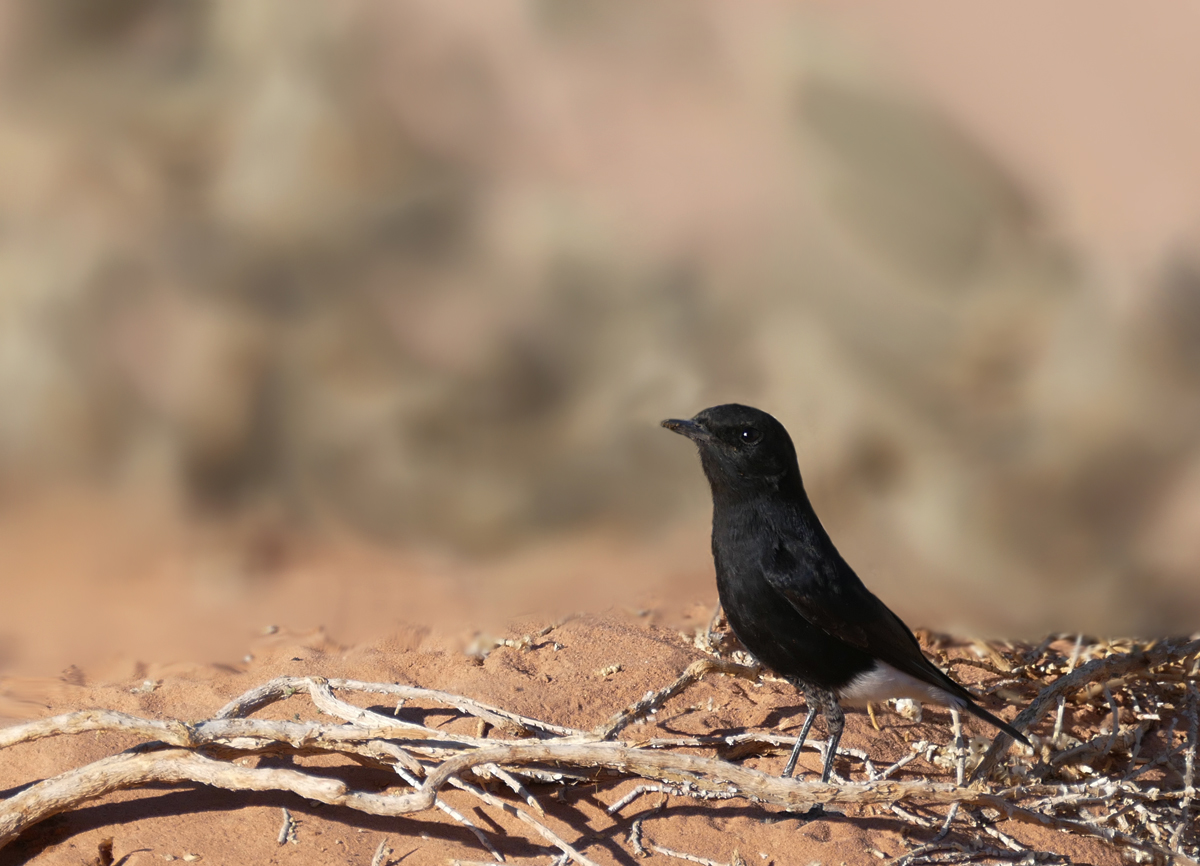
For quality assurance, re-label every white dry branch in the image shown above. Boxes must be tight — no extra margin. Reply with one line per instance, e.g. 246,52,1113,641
0,635,1197,863
277,806,295,845
971,637,1200,782
370,837,391,866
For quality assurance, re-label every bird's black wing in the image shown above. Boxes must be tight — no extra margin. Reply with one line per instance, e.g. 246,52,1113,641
742,521,1031,743
761,538,1030,745
759,539,973,702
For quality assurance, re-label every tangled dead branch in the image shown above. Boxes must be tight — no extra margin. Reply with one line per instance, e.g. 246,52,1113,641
1,634,1197,864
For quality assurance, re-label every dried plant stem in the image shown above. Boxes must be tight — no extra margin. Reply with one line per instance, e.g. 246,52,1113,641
277,807,294,845
0,710,195,749
393,766,502,862
1,634,1197,863
370,838,391,866
0,726,1180,857
1170,682,1198,853
0,748,393,847
1053,635,1085,743
972,637,1200,782
646,839,733,866
594,657,761,740
445,774,599,866
216,676,581,737
950,708,965,787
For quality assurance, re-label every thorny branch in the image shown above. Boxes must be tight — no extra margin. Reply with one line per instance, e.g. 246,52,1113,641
0,633,1197,864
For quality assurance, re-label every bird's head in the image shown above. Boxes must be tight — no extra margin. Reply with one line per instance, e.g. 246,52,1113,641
662,403,801,496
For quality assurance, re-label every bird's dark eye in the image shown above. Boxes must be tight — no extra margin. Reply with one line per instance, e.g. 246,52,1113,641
740,427,761,444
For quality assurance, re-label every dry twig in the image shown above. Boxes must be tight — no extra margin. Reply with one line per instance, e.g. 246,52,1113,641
972,636,1200,782
0,634,1197,863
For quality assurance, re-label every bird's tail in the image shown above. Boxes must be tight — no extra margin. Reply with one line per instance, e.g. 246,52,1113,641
961,699,1029,746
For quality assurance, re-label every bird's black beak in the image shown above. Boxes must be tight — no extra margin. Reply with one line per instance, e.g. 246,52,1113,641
661,418,712,442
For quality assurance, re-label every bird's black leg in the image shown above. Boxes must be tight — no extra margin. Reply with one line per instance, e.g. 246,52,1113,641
818,696,845,784
782,704,818,778
784,687,843,820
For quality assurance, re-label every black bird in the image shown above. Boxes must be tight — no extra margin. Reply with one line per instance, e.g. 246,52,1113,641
663,403,1028,784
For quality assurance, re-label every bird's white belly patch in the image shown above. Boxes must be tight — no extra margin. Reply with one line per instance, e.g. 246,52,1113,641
837,661,961,708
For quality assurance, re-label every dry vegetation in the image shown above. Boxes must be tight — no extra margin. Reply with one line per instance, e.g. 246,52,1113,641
1,624,1196,866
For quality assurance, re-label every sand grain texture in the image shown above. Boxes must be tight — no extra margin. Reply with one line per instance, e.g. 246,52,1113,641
3,615,1193,866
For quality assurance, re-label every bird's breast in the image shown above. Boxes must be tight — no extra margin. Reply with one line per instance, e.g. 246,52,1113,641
713,548,875,689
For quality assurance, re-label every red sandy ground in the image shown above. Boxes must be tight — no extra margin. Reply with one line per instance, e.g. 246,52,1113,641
0,611,1124,866
0,495,1132,864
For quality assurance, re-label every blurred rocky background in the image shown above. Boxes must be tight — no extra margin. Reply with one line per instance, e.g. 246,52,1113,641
2,1,1199,675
